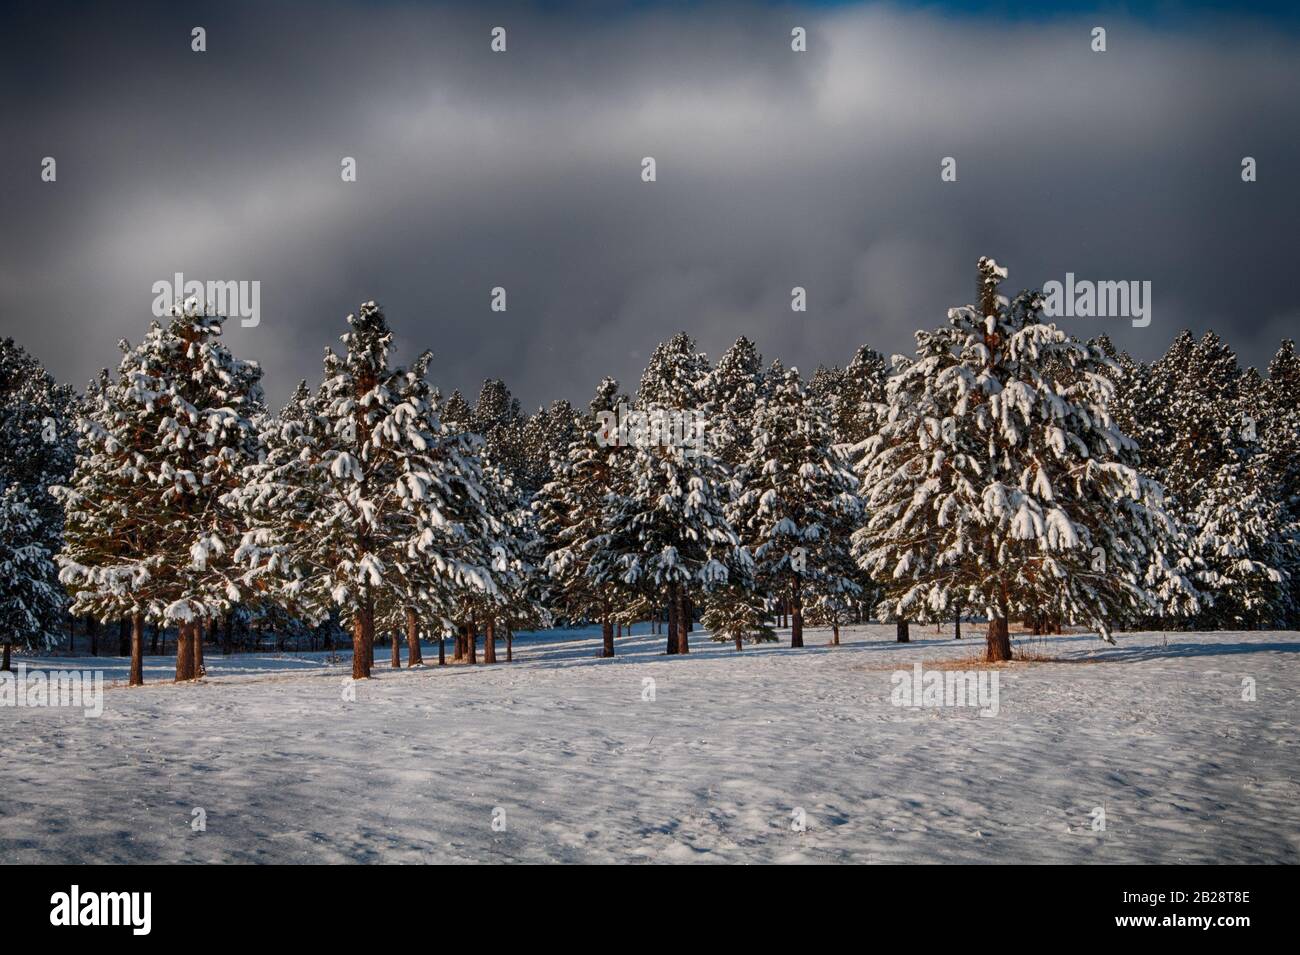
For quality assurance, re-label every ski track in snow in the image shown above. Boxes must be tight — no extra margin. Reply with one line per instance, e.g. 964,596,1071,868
2,625,1297,864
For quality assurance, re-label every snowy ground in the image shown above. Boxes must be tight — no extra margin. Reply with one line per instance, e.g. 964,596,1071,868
2,624,1297,864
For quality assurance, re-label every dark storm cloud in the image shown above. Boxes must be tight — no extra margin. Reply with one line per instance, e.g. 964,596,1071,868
1,1,1297,410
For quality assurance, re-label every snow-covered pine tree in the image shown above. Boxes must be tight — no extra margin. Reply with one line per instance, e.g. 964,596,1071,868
0,484,65,670
809,346,890,630
1144,331,1239,504
444,455,542,665
54,371,150,682
638,332,711,410
520,400,578,497
1086,335,1201,627
1261,340,1300,624
232,303,496,679
601,435,745,654
1130,331,1292,627
836,345,890,448
537,378,630,656
853,258,1188,661
700,581,774,650
0,337,77,663
56,302,263,683
807,364,844,420
1091,335,1149,446
1190,428,1296,628
729,366,861,647
384,351,497,666
702,337,763,471
478,461,548,663
441,390,472,430
470,379,531,491
802,451,869,645
625,332,738,650
602,342,746,655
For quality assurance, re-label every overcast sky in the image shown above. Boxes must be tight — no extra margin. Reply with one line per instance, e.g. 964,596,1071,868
2,1,1297,410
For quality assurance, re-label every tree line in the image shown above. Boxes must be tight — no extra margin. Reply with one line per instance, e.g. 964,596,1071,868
0,258,1296,683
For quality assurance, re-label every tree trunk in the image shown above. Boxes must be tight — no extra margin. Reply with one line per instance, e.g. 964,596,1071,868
406,607,423,667
466,623,477,664
1,641,10,672
453,628,464,661
175,621,196,682
193,620,205,677
222,614,233,655
506,626,513,663
665,590,679,655
896,619,910,643
438,636,446,666
88,616,98,656
150,622,159,655
391,630,401,668
954,603,962,640
129,613,144,686
484,619,497,664
986,616,1012,662
118,617,130,656
790,587,804,648
601,617,615,658
675,588,690,654
734,634,742,651
685,595,693,633
832,623,840,646
351,609,372,679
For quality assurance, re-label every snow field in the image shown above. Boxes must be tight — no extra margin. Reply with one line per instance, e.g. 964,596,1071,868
1,624,1296,864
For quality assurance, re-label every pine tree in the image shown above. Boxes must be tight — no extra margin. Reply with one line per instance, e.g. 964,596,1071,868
0,484,65,670
808,347,889,629
1190,433,1296,628
0,339,77,664
1259,341,1300,625
520,400,578,497
700,583,774,650
854,258,1190,661
537,379,628,656
1128,331,1292,627
471,379,530,490
480,461,549,660
637,332,710,410
384,353,498,666
729,366,861,648
232,303,496,679
56,302,263,683
442,390,472,430
623,332,740,650
598,408,746,654
837,345,890,448
702,337,763,471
